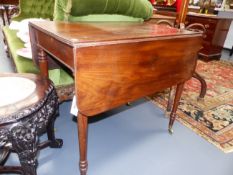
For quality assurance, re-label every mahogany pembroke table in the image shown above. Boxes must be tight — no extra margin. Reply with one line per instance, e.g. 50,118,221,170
29,21,202,175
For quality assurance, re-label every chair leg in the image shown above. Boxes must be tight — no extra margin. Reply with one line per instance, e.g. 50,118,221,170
193,72,207,100
230,46,233,57
0,9,6,26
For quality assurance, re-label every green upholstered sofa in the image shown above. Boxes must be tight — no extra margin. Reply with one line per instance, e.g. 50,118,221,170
2,0,153,101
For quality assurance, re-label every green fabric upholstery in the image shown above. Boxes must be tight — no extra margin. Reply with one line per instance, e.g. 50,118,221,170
3,27,74,87
54,0,153,21
13,0,55,21
49,69,74,87
5,0,152,89
68,14,143,22
3,27,39,74
4,0,74,88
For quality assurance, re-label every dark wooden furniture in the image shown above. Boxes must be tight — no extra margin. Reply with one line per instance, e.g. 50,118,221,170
29,21,202,175
147,14,176,26
0,73,62,175
0,0,19,25
186,13,232,61
230,45,233,56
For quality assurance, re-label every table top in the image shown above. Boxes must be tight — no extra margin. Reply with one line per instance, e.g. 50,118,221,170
29,20,202,116
29,21,201,47
0,73,49,118
0,77,36,108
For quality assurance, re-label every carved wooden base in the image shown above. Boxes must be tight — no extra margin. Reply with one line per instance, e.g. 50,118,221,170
56,84,74,102
0,84,62,175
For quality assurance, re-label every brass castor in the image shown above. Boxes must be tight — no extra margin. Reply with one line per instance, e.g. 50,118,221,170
197,96,205,102
126,102,131,106
168,127,173,135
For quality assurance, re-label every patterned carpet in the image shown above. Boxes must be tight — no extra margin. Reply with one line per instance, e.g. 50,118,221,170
149,60,233,153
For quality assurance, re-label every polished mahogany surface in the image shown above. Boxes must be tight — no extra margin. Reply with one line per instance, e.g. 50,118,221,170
0,0,18,5
30,21,200,46
29,21,202,175
30,21,202,116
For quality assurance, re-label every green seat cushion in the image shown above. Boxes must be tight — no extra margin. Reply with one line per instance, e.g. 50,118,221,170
54,0,153,21
3,27,39,74
49,69,74,86
3,27,74,87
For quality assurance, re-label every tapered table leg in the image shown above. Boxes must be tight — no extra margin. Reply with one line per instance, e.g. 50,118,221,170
77,112,88,175
193,71,207,100
168,83,184,134
166,86,175,113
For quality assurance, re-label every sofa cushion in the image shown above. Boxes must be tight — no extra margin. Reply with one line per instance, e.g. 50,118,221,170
68,14,144,22
54,0,153,21
3,26,74,87
3,27,39,73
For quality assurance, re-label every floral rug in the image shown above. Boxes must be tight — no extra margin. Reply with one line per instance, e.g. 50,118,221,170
149,60,233,153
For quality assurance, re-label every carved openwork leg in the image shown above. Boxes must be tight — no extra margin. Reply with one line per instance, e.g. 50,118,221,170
193,71,207,100
38,48,49,80
77,112,88,175
0,147,10,166
9,125,38,175
47,112,63,148
168,83,184,134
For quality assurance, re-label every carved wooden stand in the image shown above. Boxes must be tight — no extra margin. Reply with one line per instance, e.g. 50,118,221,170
0,75,63,175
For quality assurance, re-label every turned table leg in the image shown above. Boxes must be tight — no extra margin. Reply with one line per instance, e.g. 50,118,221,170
38,48,49,79
166,86,175,113
77,112,88,175
168,82,184,134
